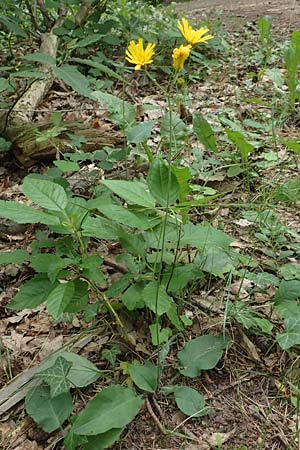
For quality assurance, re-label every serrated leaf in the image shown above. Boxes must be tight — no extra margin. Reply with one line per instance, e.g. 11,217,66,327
142,281,173,316
147,159,179,206
0,14,27,37
91,91,135,127
23,177,68,211
8,275,57,311
71,385,143,435
177,335,229,378
54,65,92,97
193,113,218,153
182,223,234,250
102,180,156,208
46,281,75,319
37,351,102,387
25,385,73,433
0,200,60,225
0,250,29,265
126,121,154,144
38,356,72,397
128,361,158,393
81,216,121,240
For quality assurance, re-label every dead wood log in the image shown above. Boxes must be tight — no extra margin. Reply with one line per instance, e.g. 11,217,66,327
4,120,123,167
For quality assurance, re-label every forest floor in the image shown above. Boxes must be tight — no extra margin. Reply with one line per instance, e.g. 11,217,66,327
1,1,300,450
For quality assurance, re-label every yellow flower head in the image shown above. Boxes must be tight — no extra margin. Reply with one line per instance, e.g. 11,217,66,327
178,17,214,46
125,38,155,70
172,44,192,70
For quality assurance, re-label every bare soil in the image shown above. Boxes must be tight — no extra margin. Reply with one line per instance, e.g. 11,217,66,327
177,0,300,29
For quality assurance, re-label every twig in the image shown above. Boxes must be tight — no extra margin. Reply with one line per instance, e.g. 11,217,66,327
146,397,166,434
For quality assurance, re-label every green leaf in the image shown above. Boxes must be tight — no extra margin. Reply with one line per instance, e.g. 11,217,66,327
8,275,57,311
149,323,172,346
25,385,73,433
177,335,229,378
71,57,126,83
23,177,68,211
0,14,27,38
226,129,254,164
75,33,104,48
0,200,60,225
102,180,156,208
182,223,234,250
160,113,187,141
23,52,56,66
121,282,145,310
143,281,173,316
91,91,135,127
91,200,149,230
82,216,121,240
275,280,300,303
37,351,102,387
128,361,158,393
38,356,72,397
276,316,300,350
54,160,80,172
65,428,122,450
0,250,29,265
71,385,143,435
147,159,179,206
46,281,75,319
193,113,218,153
54,65,92,97
126,121,154,144
168,386,208,417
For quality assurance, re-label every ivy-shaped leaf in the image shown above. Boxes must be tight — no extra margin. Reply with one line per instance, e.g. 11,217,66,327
38,356,72,397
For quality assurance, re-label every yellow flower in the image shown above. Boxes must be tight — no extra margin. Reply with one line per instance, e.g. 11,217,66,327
125,38,155,70
178,17,214,45
172,44,192,70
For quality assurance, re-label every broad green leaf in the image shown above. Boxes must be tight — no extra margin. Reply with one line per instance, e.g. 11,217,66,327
275,280,300,303
171,166,191,202
195,248,235,277
23,52,56,66
38,356,72,397
8,275,57,310
226,129,254,164
93,202,149,230
0,250,29,265
172,386,208,417
37,351,102,387
23,177,68,211
118,229,147,256
71,385,143,435
0,200,60,225
75,33,103,48
276,316,300,350
128,361,158,393
102,180,156,208
126,121,154,144
162,264,198,292
0,78,10,93
121,282,145,310
64,428,122,450
142,281,173,316
64,279,89,313
147,159,179,206
193,113,218,153
54,160,80,172
81,216,121,240
149,323,172,346
177,335,229,378
25,386,73,433
160,113,187,141
182,223,234,250
29,253,66,273
54,65,92,97
83,429,123,450
280,263,300,281
91,91,135,127
228,303,273,335
46,281,75,319
71,57,126,83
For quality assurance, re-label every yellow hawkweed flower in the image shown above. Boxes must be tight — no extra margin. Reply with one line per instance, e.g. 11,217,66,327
178,17,214,46
172,44,192,70
125,38,155,70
